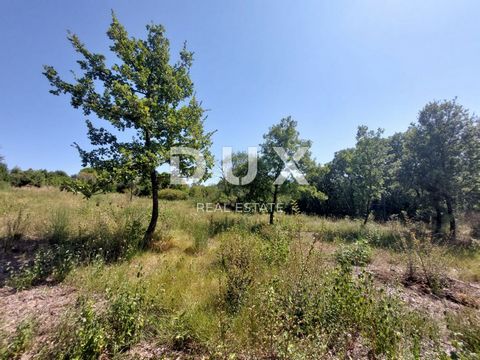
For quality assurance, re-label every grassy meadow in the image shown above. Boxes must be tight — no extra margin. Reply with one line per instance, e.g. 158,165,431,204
1,187,479,359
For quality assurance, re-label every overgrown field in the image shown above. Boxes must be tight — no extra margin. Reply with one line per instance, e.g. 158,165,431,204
1,187,479,359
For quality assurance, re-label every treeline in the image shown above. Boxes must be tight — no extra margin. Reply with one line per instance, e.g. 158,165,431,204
212,99,480,240
2,99,479,240
0,164,70,188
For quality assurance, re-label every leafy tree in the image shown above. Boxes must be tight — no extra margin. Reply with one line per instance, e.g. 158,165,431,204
0,153,8,183
9,168,46,187
323,149,357,217
351,126,388,224
218,151,271,206
44,13,213,247
403,99,480,240
260,116,313,224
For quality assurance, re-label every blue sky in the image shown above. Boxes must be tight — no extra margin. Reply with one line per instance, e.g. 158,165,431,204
1,0,479,178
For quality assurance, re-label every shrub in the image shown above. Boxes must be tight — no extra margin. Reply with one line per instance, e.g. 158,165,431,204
106,286,146,352
219,230,261,313
0,318,35,360
54,298,107,359
230,247,438,359
255,223,291,265
402,234,450,296
158,188,188,201
7,246,76,290
334,239,372,269
7,208,145,289
47,285,146,358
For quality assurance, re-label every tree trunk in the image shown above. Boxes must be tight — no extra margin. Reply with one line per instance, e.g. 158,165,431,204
269,184,279,225
363,199,371,225
434,204,442,238
143,169,159,248
446,197,456,240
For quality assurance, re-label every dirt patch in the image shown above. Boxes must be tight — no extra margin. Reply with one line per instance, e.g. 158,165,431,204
0,285,76,356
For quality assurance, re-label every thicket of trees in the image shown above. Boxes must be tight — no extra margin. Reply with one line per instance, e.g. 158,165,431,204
214,99,479,241
0,162,70,188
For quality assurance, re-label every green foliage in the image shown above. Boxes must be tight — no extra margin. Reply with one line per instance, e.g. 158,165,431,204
255,223,292,265
219,230,261,313
334,239,372,269
61,177,106,199
260,116,315,224
0,318,35,360
44,12,214,246
48,285,146,359
240,265,437,358
0,162,8,183
447,309,480,358
158,188,188,201
7,246,76,290
189,220,210,253
47,209,70,244
351,126,388,223
402,99,480,239
106,286,146,353
8,167,70,188
7,208,145,290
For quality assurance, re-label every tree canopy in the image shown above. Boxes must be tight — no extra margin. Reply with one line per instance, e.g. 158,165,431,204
44,13,214,246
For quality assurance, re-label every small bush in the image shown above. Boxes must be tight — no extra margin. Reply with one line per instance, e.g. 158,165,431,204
56,298,107,359
255,224,291,265
158,188,188,201
219,230,261,313
334,239,372,268
7,209,145,289
47,285,146,358
402,234,450,295
7,246,76,290
0,318,35,360
106,286,146,352
240,265,437,358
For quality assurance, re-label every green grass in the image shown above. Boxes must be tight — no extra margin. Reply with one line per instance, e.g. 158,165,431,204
1,187,479,358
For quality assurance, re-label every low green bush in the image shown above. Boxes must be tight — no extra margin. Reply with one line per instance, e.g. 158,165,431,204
334,239,372,269
45,285,146,359
236,265,437,358
219,230,261,313
7,209,145,290
158,188,188,201
0,318,35,360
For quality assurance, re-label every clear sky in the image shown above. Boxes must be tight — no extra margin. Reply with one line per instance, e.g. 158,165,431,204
1,0,479,178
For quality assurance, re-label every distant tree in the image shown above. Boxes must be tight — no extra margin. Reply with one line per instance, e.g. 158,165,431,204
351,126,388,224
44,13,213,247
323,149,357,217
403,99,480,240
0,153,8,182
218,151,271,206
9,168,46,187
260,117,313,224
